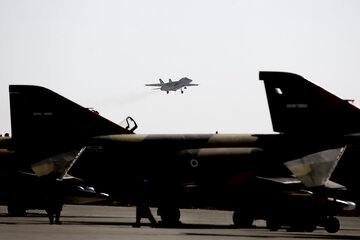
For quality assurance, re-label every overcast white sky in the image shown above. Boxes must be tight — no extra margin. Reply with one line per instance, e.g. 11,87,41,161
1,0,360,134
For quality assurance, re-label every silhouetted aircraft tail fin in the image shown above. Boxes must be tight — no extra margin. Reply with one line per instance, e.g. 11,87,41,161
9,85,131,164
260,72,360,135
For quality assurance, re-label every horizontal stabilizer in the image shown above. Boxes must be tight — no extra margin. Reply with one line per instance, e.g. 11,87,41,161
257,177,345,190
284,147,346,188
325,180,346,190
31,147,86,179
256,176,302,185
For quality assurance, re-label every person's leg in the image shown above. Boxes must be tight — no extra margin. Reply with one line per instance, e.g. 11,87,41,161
144,206,157,226
133,205,142,227
48,211,54,224
55,211,62,224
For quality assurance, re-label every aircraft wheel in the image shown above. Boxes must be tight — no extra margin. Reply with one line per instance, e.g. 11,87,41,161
288,223,305,232
7,205,26,217
157,206,180,225
325,217,340,233
305,223,316,232
266,218,280,231
233,210,253,228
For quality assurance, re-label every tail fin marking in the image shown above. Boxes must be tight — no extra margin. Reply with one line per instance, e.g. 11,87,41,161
260,72,360,135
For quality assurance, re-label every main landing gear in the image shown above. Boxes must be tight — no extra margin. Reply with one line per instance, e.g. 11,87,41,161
324,216,340,233
181,87,187,94
232,209,340,233
232,210,253,228
264,216,340,233
157,205,181,226
7,204,27,217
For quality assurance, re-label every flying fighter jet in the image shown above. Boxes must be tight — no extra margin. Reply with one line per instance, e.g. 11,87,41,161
145,77,198,94
6,72,360,232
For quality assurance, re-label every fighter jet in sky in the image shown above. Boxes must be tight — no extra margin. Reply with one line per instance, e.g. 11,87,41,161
145,77,198,94
6,72,360,232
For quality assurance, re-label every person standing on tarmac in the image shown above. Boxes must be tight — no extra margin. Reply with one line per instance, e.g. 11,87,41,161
133,177,157,228
44,178,64,225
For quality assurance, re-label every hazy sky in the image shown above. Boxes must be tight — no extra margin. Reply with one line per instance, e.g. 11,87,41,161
1,0,360,134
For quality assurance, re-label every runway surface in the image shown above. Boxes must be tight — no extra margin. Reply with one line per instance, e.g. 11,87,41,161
1,205,360,240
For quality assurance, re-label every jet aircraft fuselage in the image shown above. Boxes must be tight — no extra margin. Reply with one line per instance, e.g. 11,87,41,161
145,77,198,94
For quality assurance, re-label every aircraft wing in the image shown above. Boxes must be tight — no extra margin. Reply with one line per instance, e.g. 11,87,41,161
145,83,162,86
187,83,199,86
0,170,109,213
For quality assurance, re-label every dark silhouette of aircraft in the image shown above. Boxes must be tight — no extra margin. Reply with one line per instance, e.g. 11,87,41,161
0,136,109,216
5,72,359,232
145,77,198,94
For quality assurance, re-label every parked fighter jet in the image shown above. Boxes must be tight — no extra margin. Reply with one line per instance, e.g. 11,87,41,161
145,77,198,94
7,72,359,232
0,136,109,216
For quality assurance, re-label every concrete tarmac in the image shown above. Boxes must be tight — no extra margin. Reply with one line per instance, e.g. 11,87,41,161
1,205,360,240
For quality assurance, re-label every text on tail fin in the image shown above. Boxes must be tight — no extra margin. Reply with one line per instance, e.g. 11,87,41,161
10,85,131,163
259,72,360,135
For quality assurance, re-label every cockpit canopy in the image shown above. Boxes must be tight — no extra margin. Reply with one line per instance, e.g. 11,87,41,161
119,116,138,132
